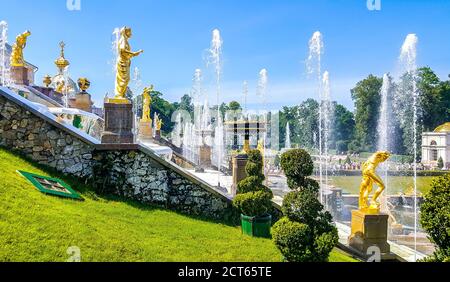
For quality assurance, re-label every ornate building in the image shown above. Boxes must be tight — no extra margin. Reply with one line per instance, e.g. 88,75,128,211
422,122,450,169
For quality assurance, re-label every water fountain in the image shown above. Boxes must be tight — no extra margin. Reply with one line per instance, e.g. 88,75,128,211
322,71,333,206
208,29,223,186
285,122,291,149
398,34,420,260
306,31,325,203
0,20,10,87
377,74,393,215
242,80,248,115
62,66,70,108
257,69,268,175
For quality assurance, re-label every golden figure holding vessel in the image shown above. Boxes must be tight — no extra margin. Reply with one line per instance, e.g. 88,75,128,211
141,85,153,122
10,30,31,67
358,151,391,214
111,26,143,104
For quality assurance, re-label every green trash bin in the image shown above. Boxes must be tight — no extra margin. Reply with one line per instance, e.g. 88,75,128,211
241,214,272,238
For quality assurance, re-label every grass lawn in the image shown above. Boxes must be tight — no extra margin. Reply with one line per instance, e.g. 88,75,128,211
330,175,434,195
0,148,356,262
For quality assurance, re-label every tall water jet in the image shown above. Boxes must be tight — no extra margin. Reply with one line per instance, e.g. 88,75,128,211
322,71,333,204
110,28,121,74
377,74,393,214
399,33,419,260
285,122,291,149
208,28,223,187
192,69,203,130
0,21,9,86
242,80,248,115
257,69,268,175
62,66,70,108
306,31,325,203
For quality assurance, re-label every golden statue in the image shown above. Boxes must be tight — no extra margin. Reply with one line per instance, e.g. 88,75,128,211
359,151,391,214
141,85,153,122
77,78,91,93
154,113,162,131
111,27,143,104
10,30,31,67
56,80,65,94
43,75,52,88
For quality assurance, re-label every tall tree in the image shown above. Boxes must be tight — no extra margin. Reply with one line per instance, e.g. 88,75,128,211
333,103,355,152
351,75,382,152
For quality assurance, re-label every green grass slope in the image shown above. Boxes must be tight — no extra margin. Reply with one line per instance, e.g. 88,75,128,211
0,148,356,262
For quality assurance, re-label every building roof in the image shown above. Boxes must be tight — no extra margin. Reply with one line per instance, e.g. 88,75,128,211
434,122,450,133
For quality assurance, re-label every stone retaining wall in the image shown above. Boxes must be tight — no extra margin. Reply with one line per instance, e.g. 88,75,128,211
0,91,234,221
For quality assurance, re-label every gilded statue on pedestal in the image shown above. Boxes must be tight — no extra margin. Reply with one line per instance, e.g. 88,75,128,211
10,30,31,67
112,27,143,104
359,151,391,214
141,85,153,122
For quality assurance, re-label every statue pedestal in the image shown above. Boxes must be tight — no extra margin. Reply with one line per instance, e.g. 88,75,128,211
139,120,153,141
154,129,161,140
199,145,212,168
101,103,134,144
10,66,30,85
75,92,93,113
348,210,393,260
231,154,248,196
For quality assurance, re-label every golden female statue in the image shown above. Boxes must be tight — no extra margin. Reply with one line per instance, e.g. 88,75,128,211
359,151,390,213
113,27,143,103
10,30,31,67
141,85,153,122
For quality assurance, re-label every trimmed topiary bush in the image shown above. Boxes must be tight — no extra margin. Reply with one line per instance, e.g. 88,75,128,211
233,150,273,217
272,149,338,262
420,173,450,262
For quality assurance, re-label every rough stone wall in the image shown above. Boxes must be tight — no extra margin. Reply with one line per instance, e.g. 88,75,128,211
0,95,95,178
92,150,235,220
0,94,235,221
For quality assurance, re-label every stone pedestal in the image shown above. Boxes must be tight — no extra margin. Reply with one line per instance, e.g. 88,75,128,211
75,92,93,112
232,154,248,196
199,145,212,168
10,66,30,85
101,103,134,144
348,210,391,259
139,120,153,141
154,129,161,140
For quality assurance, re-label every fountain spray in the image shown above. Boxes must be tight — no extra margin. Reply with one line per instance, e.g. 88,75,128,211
399,33,419,261
208,29,223,188
0,21,9,86
307,31,325,203
257,69,268,178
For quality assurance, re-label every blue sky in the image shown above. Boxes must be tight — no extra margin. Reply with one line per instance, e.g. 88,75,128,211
2,0,450,110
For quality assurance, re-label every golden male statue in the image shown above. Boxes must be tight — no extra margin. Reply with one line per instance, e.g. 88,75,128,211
113,27,143,103
141,85,153,122
359,151,390,213
10,30,31,67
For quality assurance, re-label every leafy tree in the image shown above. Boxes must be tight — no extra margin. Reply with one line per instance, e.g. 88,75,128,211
272,149,338,262
150,90,176,133
418,67,447,132
333,103,355,151
172,94,194,120
420,174,450,262
228,101,242,112
351,75,382,152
